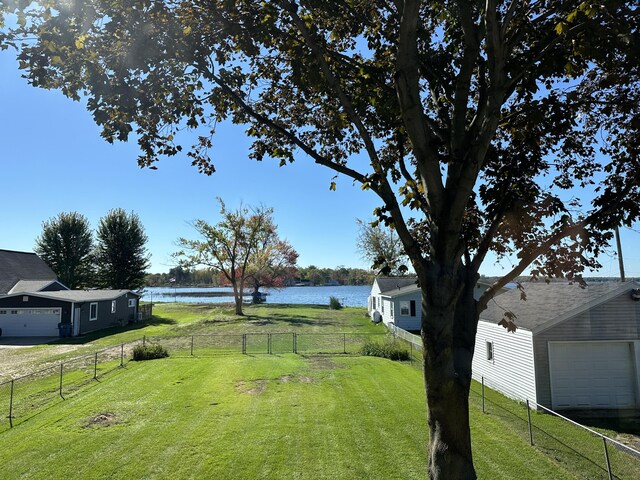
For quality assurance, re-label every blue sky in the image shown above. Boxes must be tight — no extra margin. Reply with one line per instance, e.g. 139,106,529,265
1,48,638,278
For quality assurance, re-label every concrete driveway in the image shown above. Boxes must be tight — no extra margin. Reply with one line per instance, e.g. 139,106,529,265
0,337,58,348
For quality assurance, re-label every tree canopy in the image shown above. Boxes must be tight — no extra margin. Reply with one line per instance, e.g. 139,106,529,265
2,1,639,478
34,211,93,289
175,200,294,315
94,208,150,290
356,218,410,276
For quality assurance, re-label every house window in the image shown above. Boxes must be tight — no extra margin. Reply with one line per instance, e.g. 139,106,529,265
486,341,494,362
390,303,394,319
111,300,117,314
89,303,98,321
22,296,29,302
128,299,136,308
372,297,376,309
400,301,410,316
381,301,384,314
0,310,6,314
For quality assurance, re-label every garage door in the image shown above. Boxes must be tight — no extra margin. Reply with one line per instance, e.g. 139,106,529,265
0,308,61,337
549,342,637,409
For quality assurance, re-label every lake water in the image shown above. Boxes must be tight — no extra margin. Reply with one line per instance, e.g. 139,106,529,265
142,285,371,307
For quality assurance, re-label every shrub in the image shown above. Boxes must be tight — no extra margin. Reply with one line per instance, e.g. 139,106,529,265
329,296,343,310
361,340,410,361
132,343,169,361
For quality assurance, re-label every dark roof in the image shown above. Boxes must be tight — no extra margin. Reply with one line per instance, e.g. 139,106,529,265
1,289,138,303
375,276,418,294
0,249,58,294
480,281,638,332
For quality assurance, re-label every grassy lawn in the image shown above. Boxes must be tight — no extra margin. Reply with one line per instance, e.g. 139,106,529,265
0,354,609,480
0,303,378,380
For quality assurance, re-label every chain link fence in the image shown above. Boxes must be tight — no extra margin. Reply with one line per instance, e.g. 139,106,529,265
0,332,391,430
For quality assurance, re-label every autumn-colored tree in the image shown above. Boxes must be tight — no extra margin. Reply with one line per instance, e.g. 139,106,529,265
3,2,639,477
246,239,298,296
175,200,292,315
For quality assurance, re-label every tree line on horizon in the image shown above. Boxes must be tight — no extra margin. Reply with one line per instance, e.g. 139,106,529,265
145,264,376,288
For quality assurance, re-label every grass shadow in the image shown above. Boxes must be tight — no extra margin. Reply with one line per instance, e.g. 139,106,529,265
49,316,177,345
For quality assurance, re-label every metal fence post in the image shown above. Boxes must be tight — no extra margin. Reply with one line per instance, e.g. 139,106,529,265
94,352,98,379
143,335,146,347
602,437,613,480
293,333,297,354
268,334,272,354
482,377,485,414
242,334,246,355
9,379,14,428
343,333,346,354
120,343,124,367
59,364,64,398
526,400,534,446
190,336,194,356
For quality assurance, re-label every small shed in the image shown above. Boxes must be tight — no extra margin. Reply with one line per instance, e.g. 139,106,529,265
472,281,640,410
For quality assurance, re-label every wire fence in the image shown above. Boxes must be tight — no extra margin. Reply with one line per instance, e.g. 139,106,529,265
0,331,391,430
0,340,142,432
389,324,640,479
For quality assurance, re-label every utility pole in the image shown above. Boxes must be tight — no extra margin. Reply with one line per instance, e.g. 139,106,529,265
614,226,626,282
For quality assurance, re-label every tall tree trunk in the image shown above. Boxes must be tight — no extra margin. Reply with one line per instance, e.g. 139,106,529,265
421,279,478,479
231,281,244,316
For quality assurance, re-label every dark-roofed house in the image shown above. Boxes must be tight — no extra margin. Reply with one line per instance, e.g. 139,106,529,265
0,249,139,337
0,249,67,295
472,281,640,411
368,276,500,331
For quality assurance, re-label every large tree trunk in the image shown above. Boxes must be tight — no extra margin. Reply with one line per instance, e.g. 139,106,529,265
231,280,244,316
421,278,478,479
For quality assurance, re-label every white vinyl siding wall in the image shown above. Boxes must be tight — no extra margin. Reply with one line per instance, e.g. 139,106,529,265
472,320,537,404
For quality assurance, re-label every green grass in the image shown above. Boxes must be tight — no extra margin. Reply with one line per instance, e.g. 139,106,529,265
0,355,608,480
0,303,378,379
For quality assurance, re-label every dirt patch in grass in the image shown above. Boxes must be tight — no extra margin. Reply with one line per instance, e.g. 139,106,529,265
83,412,121,428
278,374,314,384
303,355,340,371
236,380,268,395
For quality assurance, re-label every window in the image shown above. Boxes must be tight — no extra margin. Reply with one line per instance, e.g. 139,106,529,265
128,299,136,308
381,301,384,314
111,300,117,314
400,301,410,316
372,297,376,309
22,296,29,302
89,303,98,321
390,303,394,319
11,310,17,314
486,341,494,362
0,310,6,314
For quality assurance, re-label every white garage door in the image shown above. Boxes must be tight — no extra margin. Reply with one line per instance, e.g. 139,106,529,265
0,308,61,337
549,342,637,409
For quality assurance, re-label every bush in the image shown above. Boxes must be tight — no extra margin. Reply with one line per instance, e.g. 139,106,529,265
361,340,410,361
132,343,169,361
329,296,343,310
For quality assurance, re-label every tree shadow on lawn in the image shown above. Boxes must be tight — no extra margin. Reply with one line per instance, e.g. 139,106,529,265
470,389,611,477
49,316,177,345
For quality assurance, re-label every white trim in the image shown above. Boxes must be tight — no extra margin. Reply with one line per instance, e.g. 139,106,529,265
89,302,98,321
128,298,136,308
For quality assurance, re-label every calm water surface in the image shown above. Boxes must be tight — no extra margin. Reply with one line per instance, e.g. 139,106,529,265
143,285,370,307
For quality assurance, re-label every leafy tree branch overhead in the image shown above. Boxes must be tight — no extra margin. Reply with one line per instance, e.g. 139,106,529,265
2,1,638,478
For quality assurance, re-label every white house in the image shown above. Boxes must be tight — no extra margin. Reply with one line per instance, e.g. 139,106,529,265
368,277,500,332
472,281,640,411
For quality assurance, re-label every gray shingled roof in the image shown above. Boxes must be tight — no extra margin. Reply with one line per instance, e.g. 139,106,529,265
0,249,58,294
8,280,61,294
481,281,637,331
31,290,138,303
376,277,418,294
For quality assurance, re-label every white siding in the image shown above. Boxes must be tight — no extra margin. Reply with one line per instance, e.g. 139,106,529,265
472,320,537,404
